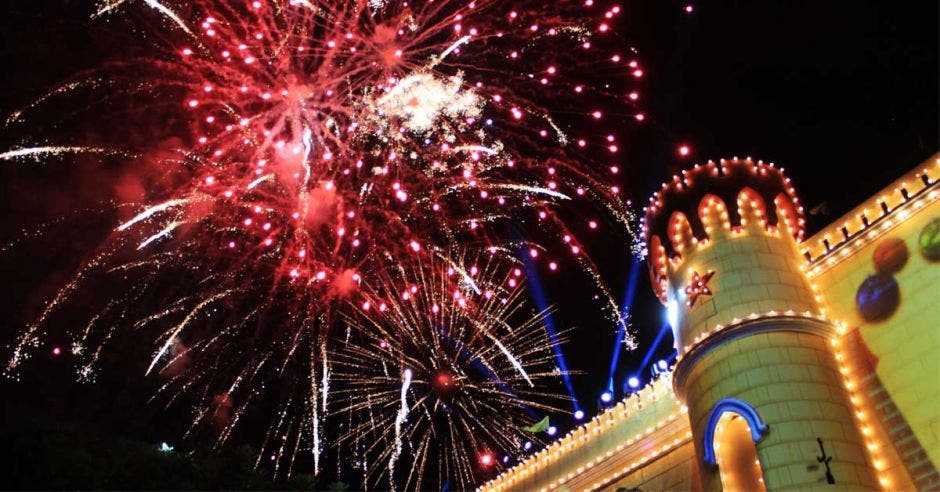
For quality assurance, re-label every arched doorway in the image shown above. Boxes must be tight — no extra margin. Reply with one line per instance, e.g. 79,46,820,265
703,399,769,492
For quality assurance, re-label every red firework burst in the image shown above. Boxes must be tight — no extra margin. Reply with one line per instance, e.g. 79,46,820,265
5,0,641,488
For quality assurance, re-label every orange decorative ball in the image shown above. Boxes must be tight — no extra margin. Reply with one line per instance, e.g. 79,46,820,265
872,237,908,274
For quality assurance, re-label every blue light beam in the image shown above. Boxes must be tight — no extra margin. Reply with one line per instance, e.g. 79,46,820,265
607,258,642,394
637,320,672,374
521,251,581,415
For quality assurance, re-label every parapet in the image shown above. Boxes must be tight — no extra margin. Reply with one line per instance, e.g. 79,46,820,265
642,158,806,303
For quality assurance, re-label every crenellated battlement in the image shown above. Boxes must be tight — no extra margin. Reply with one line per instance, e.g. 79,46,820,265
642,158,806,303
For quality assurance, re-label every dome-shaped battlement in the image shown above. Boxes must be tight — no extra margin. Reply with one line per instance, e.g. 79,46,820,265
642,158,806,303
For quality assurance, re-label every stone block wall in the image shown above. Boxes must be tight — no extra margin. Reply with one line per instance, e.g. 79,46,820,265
683,329,876,491
810,188,940,484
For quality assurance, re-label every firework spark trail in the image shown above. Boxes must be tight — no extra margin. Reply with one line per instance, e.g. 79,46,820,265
310,351,321,476
483,331,533,387
452,144,498,155
433,35,471,66
269,403,291,477
7,249,116,373
146,290,233,375
118,198,190,231
0,146,116,162
247,173,274,190
388,367,412,489
142,0,193,36
291,0,317,10
93,0,129,18
137,221,182,249
321,341,330,411
435,253,482,294
486,183,572,200
319,339,331,476
4,79,101,127
297,125,314,241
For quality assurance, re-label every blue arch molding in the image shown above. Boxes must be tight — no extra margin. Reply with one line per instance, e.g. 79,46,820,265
703,398,769,466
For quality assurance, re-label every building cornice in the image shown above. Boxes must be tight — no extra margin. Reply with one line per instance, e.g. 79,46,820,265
802,154,939,277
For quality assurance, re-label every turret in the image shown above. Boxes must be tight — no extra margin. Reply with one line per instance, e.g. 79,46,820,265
643,158,877,490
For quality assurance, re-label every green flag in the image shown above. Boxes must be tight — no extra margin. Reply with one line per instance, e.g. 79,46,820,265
522,416,550,433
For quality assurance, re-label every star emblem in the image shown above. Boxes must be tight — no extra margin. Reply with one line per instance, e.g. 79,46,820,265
685,270,715,307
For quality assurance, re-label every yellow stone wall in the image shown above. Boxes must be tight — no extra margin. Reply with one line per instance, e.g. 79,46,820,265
603,440,700,491
684,329,876,490
668,219,817,355
807,166,940,476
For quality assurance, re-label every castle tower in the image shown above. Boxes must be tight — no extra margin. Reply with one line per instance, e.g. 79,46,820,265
642,158,877,490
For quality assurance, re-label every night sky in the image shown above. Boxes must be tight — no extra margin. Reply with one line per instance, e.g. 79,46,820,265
0,0,937,488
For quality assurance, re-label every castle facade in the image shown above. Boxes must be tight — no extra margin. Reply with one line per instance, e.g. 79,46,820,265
480,154,940,492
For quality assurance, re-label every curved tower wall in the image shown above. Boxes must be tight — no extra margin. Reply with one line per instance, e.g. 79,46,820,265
643,158,877,490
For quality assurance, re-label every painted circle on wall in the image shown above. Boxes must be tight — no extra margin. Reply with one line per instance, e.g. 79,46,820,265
856,273,900,322
872,237,908,274
920,218,940,261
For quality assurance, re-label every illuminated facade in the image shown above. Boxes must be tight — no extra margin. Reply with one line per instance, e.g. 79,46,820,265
481,154,940,491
